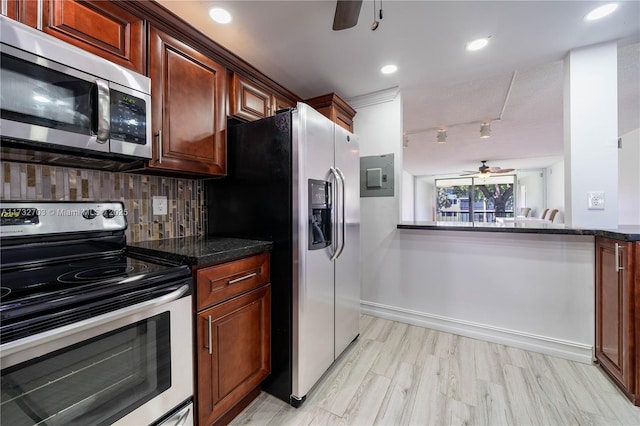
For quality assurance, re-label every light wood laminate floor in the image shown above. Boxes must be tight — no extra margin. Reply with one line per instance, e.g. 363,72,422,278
230,315,640,425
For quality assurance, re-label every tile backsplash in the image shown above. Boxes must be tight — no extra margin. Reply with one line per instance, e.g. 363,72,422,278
0,162,205,242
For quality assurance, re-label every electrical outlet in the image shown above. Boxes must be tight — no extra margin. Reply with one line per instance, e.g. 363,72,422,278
588,191,605,210
152,196,168,215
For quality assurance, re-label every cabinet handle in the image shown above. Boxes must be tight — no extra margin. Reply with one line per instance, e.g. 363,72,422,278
615,243,625,272
228,272,257,285
205,315,212,355
156,130,163,163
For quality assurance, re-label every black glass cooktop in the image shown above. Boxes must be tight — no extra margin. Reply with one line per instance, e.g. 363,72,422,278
0,253,191,343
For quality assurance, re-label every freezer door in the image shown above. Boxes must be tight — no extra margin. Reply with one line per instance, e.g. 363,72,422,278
334,125,361,358
291,103,336,401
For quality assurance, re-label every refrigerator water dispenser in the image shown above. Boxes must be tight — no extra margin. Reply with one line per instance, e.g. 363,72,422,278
308,179,331,250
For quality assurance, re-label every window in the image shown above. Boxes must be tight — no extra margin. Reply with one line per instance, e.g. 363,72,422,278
436,175,515,223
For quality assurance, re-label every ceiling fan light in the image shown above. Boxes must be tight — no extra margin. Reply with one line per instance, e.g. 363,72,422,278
480,122,491,139
436,129,447,144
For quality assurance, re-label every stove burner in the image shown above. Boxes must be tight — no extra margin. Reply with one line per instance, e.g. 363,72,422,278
0,287,10,298
57,262,149,283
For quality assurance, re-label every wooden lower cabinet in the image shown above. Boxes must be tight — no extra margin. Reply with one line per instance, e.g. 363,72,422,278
595,237,639,405
195,254,271,425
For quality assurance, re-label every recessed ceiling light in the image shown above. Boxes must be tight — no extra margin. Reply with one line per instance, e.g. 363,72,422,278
381,64,398,74
209,7,232,24
466,37,489,51
585,3,618,21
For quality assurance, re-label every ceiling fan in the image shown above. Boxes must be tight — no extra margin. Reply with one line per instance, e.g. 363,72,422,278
333,0,363,31
461,161,515,176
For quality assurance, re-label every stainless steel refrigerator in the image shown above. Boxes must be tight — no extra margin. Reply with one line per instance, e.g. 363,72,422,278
206,102,360,407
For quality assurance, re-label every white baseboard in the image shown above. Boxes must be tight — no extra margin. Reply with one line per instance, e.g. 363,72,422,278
361,300,594,364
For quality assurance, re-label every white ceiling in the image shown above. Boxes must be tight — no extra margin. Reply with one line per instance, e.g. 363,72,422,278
157,0,640,176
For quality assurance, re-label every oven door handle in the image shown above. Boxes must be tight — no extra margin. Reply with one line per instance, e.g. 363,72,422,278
0,284,190,358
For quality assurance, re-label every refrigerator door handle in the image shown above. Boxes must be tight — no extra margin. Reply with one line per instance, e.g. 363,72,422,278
335,167,346,259
329,167,340,261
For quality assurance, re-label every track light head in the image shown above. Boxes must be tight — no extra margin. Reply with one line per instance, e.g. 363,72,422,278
480,122,491,139
436,129,447,144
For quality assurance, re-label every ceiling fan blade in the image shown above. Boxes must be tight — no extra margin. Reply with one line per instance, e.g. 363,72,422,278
333,0,362,30
492,168,515,173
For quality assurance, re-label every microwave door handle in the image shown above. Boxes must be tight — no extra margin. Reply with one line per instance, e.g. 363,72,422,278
95,79,110,143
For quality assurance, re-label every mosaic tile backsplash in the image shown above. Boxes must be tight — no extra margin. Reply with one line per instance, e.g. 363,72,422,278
0,162,206,242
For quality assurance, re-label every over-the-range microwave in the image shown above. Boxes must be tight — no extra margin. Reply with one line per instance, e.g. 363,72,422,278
0,15,152,171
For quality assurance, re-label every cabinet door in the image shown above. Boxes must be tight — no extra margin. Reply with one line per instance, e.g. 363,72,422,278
334,108,354,132
149,26,227,176
197,284,271,426
3,0,38,27
41,0,145,74
273,93,296,114
230,73,272,121
595,237,634,390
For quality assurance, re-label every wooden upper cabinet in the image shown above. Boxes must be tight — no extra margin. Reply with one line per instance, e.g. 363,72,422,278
148,26,227,177
273,93,296,113
305,92,356,133
40,0,145,74
230,73,273,121
3,0,39,27
230,72,298,121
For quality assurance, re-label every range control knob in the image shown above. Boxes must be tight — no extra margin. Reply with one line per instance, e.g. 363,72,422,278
81,209,98,220
102,209,116,219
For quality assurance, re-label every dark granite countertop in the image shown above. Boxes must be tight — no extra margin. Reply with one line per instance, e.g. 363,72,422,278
398,222,640,241
596,226,640,242
127,236,273,267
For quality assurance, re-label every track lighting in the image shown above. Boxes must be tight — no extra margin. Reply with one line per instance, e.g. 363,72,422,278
480,122,491,139
436,129,447,144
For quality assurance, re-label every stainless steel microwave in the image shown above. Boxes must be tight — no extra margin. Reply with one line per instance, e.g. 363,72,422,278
0,16,152,171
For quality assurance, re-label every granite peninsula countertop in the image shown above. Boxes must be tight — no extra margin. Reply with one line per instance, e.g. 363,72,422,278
127,236,273,266
398,222,640,241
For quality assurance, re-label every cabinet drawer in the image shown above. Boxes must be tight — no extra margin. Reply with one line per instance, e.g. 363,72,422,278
197,252,270,309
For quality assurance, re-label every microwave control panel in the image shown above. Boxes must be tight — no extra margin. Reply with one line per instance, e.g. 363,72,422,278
110,89,147,145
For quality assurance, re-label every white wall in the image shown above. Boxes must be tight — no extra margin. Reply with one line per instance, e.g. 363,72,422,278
363,230,595,363
415,176,435,221
618,128,640,225
517,169,546,218
564,42,619,228
401,170,414,222
546,160,565,223
349,88,404,321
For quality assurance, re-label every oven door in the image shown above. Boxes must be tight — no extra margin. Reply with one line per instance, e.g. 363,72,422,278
0,285,193,426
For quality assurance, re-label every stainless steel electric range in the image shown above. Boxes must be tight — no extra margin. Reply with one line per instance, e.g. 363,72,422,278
0,201,194,426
